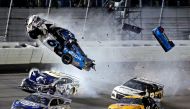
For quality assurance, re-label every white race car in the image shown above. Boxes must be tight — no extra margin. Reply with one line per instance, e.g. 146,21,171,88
19,68,80,96
111,78,164,101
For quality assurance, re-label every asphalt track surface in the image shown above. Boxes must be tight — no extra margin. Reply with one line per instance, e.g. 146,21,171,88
0,73,190,109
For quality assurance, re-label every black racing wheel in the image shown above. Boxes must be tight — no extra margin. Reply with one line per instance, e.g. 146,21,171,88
61,53,73,65
28,28,43,39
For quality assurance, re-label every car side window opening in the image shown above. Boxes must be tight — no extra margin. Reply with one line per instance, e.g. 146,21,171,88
61,78,73,84
58,99,65,105
152,84,159,91
50,99,58,106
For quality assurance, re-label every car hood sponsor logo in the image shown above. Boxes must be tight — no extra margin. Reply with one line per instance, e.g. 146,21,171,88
68,51,82,61
114,86,143,95
20,99,40,107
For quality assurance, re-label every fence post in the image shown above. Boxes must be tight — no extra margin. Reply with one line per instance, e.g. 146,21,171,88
159,0,165,26
47,0,52,16
4,0,13,42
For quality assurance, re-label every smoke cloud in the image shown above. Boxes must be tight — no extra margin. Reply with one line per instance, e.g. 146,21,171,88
35,10,190,98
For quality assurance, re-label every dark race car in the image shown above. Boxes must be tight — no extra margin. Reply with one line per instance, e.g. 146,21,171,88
26,15,95,71
11,93,71,109
19,68,80,96
152,26,175,52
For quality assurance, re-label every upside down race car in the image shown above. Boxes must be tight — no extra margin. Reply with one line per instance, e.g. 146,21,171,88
19,68,79,96
152,26,175,52
11,93,71,109
26,15,95,71
108,96,159,109
111,78,164,101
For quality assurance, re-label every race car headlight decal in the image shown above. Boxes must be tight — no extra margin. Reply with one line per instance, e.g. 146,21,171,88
111,90,117,97
111,93,115,97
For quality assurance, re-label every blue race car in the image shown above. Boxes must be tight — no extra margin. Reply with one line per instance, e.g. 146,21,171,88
152,26,175,52
11,93,71,109
19,68,80,96
26,15,95,71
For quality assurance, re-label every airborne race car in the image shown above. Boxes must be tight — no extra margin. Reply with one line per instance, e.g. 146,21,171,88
11,93,71,109
108,95,159,109
26,15,95,71
111,78,164,101
19,68,79,96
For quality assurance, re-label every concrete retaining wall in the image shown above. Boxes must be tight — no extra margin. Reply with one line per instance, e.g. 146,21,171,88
0,41,190,65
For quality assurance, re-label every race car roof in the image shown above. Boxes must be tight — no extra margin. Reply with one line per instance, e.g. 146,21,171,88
133,78,164,88
43,70,79,81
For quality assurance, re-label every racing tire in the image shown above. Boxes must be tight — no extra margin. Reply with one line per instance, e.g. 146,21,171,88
61,53,73,65
28,28,43,39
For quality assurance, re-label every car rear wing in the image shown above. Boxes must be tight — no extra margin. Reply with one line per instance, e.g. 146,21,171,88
133,77,164,88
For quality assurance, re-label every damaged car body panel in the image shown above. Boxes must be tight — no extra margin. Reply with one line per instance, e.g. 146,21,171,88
11,93,71,109
26,15,95,71
19,68,80,96
111,78,164,101
152,26,175,52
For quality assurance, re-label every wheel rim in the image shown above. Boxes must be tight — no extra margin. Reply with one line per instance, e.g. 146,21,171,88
62,54,72,64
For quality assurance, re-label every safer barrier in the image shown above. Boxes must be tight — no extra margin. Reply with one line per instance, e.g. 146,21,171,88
0,41,190,65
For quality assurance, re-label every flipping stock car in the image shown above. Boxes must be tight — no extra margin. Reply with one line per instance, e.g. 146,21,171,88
152,26,175,52
26,15,95,71
108,95,159,109
11,93,71,109
19,68,80,96
111,78,164,101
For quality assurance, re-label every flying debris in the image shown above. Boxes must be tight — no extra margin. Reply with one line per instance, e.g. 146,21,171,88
152,26,175,52
122,23,142,33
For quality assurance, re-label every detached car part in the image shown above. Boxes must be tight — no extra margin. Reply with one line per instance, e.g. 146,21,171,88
152,26,175,52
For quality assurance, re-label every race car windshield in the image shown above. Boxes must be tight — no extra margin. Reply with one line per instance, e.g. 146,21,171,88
123,80,147,91
24,95,50,106
118,98,143,105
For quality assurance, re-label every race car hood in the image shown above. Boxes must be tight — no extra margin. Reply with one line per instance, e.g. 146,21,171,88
108,103,143,109
114,85,144,95
13,99,45,109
